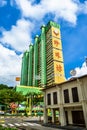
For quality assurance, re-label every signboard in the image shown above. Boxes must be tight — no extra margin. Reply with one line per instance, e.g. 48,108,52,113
10,102,18,109
53,48,63,62
52,27,61,39
46,23,66,85
54,61,65,83
16,77,20,81
52,37,62,49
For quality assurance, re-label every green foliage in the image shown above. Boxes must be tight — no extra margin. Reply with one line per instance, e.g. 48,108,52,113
0,84,14,90
0,125,17,130
0,84,9,90
25,92,43,105
0,89,25,106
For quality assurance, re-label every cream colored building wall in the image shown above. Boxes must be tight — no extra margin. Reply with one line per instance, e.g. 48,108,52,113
80,77,87,100
45,87,59,108
44,76,87,127
61,80,80,104
45,79,83,108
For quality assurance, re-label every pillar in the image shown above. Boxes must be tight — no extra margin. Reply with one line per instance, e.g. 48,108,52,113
77,79,87,127
43,92,48,123
68,109,73,124
82,101,87,128
51,108,55,123
59,105,66,126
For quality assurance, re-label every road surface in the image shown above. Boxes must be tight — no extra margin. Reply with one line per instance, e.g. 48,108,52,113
0,116,63,130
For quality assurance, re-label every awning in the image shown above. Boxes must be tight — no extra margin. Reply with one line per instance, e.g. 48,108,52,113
16,85,43,95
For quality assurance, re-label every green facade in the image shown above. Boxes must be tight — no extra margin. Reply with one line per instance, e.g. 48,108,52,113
20,51,29,85
27,45,33,86
46,21,60,32
40,26,47,87
33,35,39,87
25,51,29,85
20,21,64,88
20,56,24,85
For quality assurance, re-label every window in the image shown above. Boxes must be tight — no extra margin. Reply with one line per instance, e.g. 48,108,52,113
53,92,57,104
47,93,51,105
64,89,69,103
72,87,79,102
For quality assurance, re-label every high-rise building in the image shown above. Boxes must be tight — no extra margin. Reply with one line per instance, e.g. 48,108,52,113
20,21,66,88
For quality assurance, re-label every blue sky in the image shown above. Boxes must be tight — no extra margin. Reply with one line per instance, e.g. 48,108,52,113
0,0,87,86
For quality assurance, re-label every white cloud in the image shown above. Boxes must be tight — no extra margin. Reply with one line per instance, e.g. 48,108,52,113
0,19,34,52
0,44,22,86
70,62,87,78
1,0,86,53
0,0,7,7
80,1,87,14
75,62,87,77
15,0,79,24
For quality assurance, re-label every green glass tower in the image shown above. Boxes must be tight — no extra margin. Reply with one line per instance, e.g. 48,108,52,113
33,35,39,87
40,25,47,87
27,44,33,86
20,21,66,88
20,51,29,85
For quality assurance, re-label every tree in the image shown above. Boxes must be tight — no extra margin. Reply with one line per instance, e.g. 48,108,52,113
24,92,43,116
0,89,25,112
0,84,9,90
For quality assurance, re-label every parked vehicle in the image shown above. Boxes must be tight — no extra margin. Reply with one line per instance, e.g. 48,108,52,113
0,111,4,115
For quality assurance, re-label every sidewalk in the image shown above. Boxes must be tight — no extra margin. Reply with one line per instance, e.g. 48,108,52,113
23,116,87,130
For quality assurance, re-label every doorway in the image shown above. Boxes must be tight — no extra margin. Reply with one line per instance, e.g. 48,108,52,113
65,111,68,125
72,111,85,126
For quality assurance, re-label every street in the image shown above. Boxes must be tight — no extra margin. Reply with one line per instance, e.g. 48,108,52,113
0,116,62,130
0,116,86,130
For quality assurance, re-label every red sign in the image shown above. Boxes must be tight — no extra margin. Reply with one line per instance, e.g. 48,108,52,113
54,40,59,47
56,64,62,72
55,52,61,59
10,102,18,109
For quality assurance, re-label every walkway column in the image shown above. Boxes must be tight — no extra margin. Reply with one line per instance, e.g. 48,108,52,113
59,105,66,126
68,109,73,124
82,101,87,128
43,92,48,123
77,79,87,127
51,108,55,123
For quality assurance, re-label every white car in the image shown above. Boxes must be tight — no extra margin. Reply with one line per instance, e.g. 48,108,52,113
0,111,4,115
